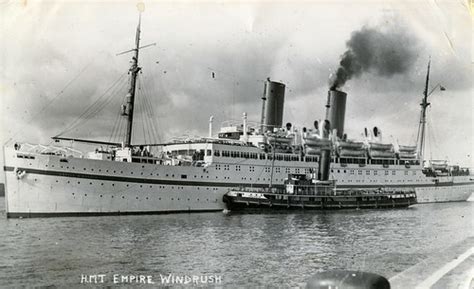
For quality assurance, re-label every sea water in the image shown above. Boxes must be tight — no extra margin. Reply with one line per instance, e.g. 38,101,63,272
0,197,472,287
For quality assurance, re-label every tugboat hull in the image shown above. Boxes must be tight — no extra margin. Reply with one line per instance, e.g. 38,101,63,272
223,189,417,211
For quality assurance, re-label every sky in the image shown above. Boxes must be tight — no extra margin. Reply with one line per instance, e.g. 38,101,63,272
0,0,472,183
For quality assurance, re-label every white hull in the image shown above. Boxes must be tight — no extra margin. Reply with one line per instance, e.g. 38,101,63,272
3,146,474,217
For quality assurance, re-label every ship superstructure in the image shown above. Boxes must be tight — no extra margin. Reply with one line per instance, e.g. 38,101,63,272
3,14,473,217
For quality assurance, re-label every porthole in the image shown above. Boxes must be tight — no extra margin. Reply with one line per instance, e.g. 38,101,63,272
89,182,92,185
140,185,143,188
171,198,174,200
121,196,125,199
126,184,129,187
112,184,115,186
131,172,133,174
56,180,58,183
83,168,86,171
136,197,139,199
120,171,123,173
146,197,149,200
91,169,94,171
101,183,104,186
113,171,116,173
142,165,145,169
100,195,103,197
78,181,80,184
141,172,143,175
111,196,114,198
159,198,161,200
67,181,70,184
84,194,87,196
72,193,75,196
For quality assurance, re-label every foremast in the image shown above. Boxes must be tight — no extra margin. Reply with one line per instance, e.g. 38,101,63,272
123,13,142,147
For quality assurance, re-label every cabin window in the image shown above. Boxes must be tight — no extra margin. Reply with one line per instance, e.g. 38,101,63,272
206,150,211,156
366,170,370,175
181,174,187,179
214,150,220,157
259,154,266,160
59,159,68,163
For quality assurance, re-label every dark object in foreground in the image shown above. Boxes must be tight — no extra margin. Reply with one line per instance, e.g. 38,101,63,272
223,174,417,211
306,270,390,289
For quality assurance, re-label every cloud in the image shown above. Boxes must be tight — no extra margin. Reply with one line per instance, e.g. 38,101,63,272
1,0,471,172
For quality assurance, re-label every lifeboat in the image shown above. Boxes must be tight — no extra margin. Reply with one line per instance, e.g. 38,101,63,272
337,141,365,150
369,142,393,151
399,145,416,153
369,150,395,158
338,149,367,157
304,137,332,148
305,147,323,155
398,152,416,159
267,134,293,146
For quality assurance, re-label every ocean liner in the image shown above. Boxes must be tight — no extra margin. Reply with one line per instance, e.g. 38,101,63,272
3,14,473,218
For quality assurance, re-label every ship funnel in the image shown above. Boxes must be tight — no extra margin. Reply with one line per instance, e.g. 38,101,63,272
318,120,332,181
260,78,286,132
325,90,347,139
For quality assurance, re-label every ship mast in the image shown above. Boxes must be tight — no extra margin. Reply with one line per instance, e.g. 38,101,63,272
416,59,431,163
123,13,143,147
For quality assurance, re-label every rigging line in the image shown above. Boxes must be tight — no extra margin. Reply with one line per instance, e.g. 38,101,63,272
110,94,128,144
65,76,129,136
114,114,125,145
143,72,164,141
66,71,128,135
56,72,128,136
108,105,125,145
138,87,148,144
138,75,159,143
141,80,162,143
4,58,95,145
141,82,159,143
136,77,150,144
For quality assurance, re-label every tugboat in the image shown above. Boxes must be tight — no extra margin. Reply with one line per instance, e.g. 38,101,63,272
223,118,417,211
223,173,417,210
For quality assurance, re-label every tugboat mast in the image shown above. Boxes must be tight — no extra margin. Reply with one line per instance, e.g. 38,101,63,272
123,13,142,147
417,60,431,163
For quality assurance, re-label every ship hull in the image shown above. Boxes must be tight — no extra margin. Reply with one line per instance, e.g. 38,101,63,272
3,147,474,217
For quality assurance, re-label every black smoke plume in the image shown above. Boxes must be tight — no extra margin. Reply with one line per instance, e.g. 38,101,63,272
330,26,418,90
